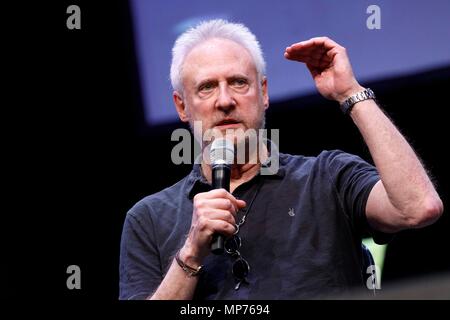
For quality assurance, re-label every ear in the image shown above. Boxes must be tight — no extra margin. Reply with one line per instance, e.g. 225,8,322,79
261,77,269,110
173,91,189,123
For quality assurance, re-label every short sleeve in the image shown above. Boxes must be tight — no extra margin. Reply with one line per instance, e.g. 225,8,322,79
324,150,392,244
119,204,162,300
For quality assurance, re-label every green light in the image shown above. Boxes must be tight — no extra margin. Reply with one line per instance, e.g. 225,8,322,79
362,237,387,277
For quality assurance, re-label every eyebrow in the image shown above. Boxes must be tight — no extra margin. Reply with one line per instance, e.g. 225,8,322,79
195,74,250,87
196,78,217,88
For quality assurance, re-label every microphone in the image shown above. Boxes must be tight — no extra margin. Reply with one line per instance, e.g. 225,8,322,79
209,138,234,255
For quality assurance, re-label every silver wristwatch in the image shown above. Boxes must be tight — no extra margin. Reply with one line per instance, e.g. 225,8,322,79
340,88,376,114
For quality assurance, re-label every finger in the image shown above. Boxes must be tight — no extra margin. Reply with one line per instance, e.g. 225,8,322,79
208,219,237,238
286,43,327,55
206,209,237,226
308,55,333,69
307,58,332,75
195,189,247,212
286,41,318,54
285,45,316,58
285,50,325,60
284,51,312,63
285,47,332,64
285,53,319,66
199,188,232,199
286,37,340,62
203,198,238,215
289,37,340,51
286,53,332,66
326,47,339,60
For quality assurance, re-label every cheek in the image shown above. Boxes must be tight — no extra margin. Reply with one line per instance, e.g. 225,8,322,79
187,101,216,129
186,99,206,118
241,93,265,113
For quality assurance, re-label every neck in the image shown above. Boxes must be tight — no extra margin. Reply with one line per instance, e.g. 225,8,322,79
201,143,268,193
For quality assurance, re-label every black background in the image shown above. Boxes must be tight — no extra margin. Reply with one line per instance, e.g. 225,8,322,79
6,0,450,304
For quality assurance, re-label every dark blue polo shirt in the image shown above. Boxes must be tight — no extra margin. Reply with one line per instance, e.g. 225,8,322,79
119,149,387,299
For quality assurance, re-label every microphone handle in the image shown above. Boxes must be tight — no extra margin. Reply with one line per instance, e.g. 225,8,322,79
211,164,231,255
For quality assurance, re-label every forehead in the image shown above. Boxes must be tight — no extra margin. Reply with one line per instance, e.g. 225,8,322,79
182,38,257,83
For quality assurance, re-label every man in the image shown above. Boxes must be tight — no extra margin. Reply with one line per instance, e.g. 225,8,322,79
119,19,443,299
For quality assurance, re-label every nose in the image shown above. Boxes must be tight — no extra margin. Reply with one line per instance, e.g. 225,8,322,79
215,83,236,113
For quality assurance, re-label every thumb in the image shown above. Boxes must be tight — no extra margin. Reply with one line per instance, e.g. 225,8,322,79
236,199,247,209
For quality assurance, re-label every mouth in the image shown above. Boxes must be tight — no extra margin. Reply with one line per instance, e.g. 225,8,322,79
215,119,241,129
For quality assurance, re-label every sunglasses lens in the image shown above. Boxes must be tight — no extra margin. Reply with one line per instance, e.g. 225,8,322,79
225,235,250,285
232,258,250,279
225,236,241,254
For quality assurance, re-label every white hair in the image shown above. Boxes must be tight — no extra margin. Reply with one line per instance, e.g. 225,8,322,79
170,19,266,93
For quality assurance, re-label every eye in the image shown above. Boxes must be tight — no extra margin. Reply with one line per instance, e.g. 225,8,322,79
231,78,248,88
198,82,215,93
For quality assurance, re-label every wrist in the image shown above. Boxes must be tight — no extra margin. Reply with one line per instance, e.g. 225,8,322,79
336,85,365,105
339,87,376,115
176,246,204,277
179,244,204,269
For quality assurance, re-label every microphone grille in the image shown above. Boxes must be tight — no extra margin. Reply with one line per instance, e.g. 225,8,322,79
209,138,234,166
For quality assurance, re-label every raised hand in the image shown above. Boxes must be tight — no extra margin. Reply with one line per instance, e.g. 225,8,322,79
284,37,364,104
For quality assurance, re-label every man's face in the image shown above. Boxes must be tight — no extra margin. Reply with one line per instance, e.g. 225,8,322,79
174,38,269,146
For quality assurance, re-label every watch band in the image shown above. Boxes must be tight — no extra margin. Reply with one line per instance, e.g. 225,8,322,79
340,88,376,114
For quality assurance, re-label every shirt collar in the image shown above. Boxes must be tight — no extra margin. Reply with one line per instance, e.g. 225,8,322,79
186,139,285,199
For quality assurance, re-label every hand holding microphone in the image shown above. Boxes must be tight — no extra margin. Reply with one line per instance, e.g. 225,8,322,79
180,138,246,266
